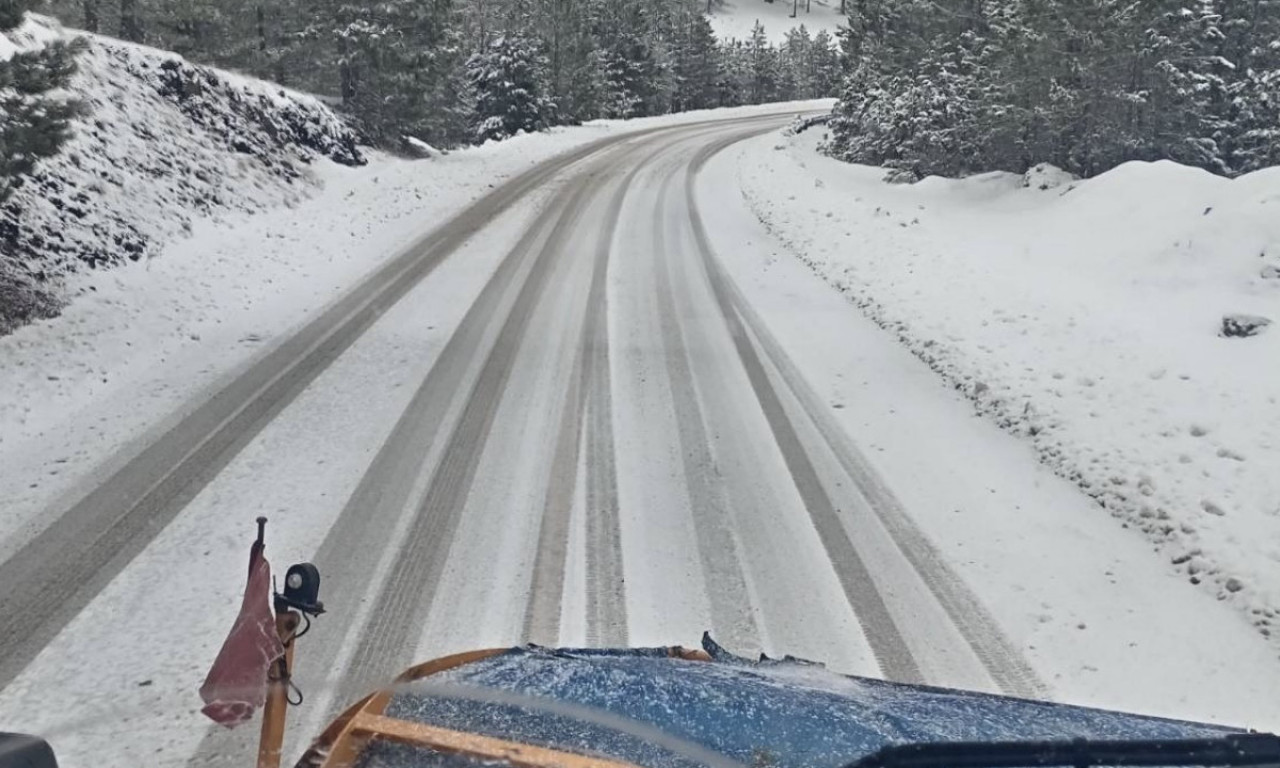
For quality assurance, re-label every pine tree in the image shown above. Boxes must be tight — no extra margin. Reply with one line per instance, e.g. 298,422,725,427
1,1,83,330
119,0,143,40
810,28,839,96
467,34,553,141
595,0,663,118
670,11,719,110
531,0,600,121
1,2,82,201
827,0,1280,178
777,25,807,98
599,29,660,117
746,21,777,102
304,0,464,148
714,38,748,106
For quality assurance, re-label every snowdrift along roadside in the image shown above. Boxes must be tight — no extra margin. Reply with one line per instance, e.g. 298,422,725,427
0,15,361,332
737,127,1280,649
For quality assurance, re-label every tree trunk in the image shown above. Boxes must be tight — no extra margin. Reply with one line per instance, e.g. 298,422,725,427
339,35,357,105
119,0,142,41
83,0,99,32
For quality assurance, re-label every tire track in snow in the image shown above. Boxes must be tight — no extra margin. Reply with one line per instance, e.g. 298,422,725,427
522,160,646,647
683,133,1045,696
331,178,600,707
581,188,629,650
650,175,761,652
523,121,786,649
521,340,587,647
678,130,921,683
720,252,1047,697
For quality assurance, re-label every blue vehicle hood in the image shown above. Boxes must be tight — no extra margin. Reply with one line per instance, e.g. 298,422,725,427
368,637,1240,768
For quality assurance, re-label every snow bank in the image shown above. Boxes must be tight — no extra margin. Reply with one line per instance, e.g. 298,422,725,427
0,15,361,332
738,128,1280,648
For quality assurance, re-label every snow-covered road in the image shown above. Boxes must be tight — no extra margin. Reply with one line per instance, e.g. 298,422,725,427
2,108,1279,768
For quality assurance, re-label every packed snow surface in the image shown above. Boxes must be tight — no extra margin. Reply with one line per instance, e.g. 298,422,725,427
737,127,1280,647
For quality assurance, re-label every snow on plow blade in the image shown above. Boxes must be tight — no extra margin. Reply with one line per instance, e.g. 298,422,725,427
297,635,1272,768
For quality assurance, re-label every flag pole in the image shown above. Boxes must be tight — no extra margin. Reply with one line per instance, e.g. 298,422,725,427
240,516,325,768
200,515,325,763
258,607,300,768
256,515,297,768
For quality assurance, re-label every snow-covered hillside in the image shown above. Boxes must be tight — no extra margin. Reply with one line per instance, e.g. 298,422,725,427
737,126,1280,649
0,16,361,333
707,0,845,42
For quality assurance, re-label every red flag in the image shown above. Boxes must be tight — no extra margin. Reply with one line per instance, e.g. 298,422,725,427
199,540,285,728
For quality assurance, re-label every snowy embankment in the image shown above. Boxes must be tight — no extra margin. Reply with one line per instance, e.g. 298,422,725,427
737,126,1280,648
0,16,362,332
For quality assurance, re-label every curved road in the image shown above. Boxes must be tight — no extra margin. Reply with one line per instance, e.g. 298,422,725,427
0,113,1041,767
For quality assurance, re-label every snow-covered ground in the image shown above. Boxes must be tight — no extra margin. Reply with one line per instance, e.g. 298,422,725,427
735,126,1280,650
707,0,845,42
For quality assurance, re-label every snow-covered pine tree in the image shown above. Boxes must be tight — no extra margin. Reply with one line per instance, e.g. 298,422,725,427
145,0,261,70
826,0,968,172
1235,65,1280,170
1,1,82,201
598,22,660,117
525,0,602,122
1207,0,1280,171
827,0,1280,178
810,28,839,96
466,33,553,142
1,0,83,329
311,0,465,148
778,24,810,98
746,20,777,102
714,38,748,106
670,9,719,110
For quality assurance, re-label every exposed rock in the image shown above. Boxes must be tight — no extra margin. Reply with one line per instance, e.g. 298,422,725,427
1220,314,1272,337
